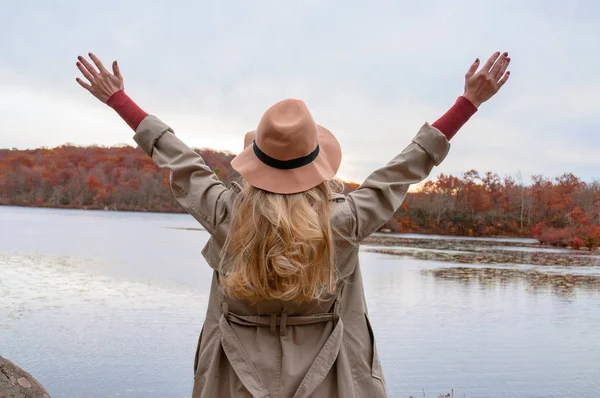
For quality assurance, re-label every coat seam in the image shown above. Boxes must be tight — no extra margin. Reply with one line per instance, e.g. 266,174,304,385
412,139,437,165
171,184,213,230
274,334,282,398
147,128,170,156
293,321,341,397
220,317,270,397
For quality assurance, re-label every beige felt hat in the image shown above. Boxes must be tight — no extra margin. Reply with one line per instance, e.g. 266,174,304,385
231,99,342,194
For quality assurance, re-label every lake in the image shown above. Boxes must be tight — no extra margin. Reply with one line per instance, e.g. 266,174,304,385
1,206,599,397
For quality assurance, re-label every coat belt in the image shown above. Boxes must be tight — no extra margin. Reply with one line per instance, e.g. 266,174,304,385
222,301,340,337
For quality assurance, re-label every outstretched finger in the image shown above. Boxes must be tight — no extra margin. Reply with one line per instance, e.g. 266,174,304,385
494,57,510,80
77,56,99,78
89,52,109,74
482,52,501,73
490,53,509,79
77,61,95,83
465,58,480,78
76,77,92,91
112,61,123,80
497,71,510,89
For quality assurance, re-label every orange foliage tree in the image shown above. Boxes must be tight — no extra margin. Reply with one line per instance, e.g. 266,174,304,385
0,145,238,212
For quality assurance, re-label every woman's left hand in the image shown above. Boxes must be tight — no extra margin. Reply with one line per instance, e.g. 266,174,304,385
76,53,124,103
463,51,511,108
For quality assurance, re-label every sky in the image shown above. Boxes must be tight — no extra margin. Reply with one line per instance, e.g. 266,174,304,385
0,0,599,184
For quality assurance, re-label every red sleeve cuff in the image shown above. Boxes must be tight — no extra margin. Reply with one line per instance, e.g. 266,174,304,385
107,90,149,131
432,96,478,140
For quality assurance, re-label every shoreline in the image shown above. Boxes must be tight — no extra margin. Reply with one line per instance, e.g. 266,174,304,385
361,234,600,267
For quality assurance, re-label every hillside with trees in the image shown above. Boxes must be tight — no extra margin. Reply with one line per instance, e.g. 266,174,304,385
0,145,236,213
1,145,598,248
388,170,600,249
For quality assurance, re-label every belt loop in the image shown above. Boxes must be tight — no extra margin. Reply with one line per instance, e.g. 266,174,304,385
221,301,229,317
270,313,277,336
279,313,287,337
332,300,340,326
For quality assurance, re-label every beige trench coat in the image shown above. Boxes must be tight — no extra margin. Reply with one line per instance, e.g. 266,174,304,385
134,115,451,398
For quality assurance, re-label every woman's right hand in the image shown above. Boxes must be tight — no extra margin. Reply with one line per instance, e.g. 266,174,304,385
463,51,511,108
76,53,124,104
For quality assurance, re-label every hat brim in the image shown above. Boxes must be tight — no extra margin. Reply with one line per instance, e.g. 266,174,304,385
231,125,342,194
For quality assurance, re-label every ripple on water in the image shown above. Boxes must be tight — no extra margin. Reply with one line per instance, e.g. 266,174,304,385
0,252,203,317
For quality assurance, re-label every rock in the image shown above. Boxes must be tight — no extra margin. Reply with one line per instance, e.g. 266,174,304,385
0,355,50,398
17,378,31,388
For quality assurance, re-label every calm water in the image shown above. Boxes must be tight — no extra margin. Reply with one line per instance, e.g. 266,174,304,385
1,206,599,397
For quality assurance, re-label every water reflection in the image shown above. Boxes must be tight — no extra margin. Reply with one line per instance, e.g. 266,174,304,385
424,266,600,296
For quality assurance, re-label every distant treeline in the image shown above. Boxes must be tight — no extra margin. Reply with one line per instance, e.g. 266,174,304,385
390,171,600,249
1,146,598,248
0,145,240,213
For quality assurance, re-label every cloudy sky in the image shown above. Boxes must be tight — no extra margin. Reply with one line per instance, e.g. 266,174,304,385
0,0,599,184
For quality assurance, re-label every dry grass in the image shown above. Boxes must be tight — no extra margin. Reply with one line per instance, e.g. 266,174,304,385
409,389,461,398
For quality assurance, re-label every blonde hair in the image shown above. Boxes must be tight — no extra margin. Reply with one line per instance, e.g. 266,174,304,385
219,181,336,303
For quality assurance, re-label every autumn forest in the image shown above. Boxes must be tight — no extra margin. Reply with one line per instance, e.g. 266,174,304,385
1,145,599,249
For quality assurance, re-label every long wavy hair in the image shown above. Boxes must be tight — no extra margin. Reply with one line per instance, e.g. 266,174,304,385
219,180,337,303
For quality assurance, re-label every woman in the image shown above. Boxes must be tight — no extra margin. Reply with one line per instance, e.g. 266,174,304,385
76,51,510,397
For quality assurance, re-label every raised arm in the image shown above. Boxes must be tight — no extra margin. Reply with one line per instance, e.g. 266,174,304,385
347,52,511,242
75,53,229,234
